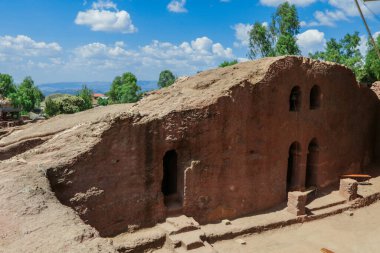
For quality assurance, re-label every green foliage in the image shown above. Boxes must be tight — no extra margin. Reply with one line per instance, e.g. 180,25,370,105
44,94,86,116
275,33,300,56
219,60,239,68
362,36,380,83
249,22,276,58
158,70,176,88
77,85,93,110
272,2,300,36
310,32,364,80
248,2,300,59
109,72,142,103
9,77,44,113
97,97,109,106
0,73,16,97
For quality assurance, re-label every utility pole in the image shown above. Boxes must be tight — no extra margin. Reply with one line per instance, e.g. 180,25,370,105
355,0,380,59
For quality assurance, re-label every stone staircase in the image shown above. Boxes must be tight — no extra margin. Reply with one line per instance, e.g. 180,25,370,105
159,215,217,253
306,191,348,215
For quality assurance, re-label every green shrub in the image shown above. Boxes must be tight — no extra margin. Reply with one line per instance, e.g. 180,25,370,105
44,94,85,116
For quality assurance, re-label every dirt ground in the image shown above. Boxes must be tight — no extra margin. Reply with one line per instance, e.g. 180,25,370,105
212,201,380,253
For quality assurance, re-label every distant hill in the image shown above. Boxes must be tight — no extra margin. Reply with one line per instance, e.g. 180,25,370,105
37,81,158,96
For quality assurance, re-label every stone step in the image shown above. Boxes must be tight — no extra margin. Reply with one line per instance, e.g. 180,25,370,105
112,228,166,253
309,202,351,217
169,229,205,251
306,191,346,212
159,215,200,235
174,245,217,253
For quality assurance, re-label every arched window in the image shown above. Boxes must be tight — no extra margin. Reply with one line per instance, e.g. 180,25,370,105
287,142,301,192
306,138,319,188
310,85,321,110
289,86,301,112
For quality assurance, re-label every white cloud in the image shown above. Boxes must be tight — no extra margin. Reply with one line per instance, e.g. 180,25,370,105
75,0,137,33
69,37,234,80
310,9,348,27
0,35,63,83
233,23,253,47
167,0,187,13
328,0,380,17
0,35,61,58
306,0,380,27
92,0,117,9
358,32,380,56
212,43,234,58
296,29,326,55
191,37,213,53
260,0,317,7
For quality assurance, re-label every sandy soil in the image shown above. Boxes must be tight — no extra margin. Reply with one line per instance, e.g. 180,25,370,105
212,201,380,253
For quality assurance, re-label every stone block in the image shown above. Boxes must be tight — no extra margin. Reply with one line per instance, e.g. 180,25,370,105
286,205,305,216
339,179,358,201
288,191,308,202
287,191,307,216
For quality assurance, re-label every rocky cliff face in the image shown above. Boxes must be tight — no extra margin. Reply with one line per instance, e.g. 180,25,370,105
0,56,379,252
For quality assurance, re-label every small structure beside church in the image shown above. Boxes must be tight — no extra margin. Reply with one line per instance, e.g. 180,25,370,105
0,96,20,123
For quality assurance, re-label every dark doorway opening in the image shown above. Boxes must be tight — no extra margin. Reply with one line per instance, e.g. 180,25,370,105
162,150,181,209
289,86,301,112
287,142,301,192
310,85,321,110
306,139,319,188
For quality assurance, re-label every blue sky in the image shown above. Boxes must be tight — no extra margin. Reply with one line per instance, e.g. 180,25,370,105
0,0,379,84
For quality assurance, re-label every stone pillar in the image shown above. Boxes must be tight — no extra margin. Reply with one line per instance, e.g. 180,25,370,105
339,178,358,201
287,191,308,216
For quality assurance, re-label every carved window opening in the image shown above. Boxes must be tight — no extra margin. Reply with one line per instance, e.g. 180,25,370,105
287,142,301,192
289,86,301,112
310,85,321,110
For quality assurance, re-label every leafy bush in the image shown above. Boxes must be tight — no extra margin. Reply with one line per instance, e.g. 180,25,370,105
77,85,93,110
219,60,238,68
97,97,109,106
44,94,85,116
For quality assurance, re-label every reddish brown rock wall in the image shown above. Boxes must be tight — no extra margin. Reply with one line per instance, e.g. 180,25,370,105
48,57,379,237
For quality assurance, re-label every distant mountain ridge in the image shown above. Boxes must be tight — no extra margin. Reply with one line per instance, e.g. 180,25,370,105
37,81,158,96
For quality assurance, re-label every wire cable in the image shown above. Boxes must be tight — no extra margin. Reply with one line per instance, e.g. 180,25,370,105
361,0,380,23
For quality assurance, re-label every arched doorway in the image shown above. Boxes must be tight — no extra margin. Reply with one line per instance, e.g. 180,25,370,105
310,85,321,110
306,139,319,188
162,150,181,208
287,142,301,192
289,86,301,112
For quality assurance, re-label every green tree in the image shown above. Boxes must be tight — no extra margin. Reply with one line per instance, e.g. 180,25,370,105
10,77,44,112
0,74,16,97
249,22,275,58
97,97,109,106
310,32,364,80
248,2,300,59
158,70,176,88
109,72,142,103
362,36,380,83
219,60,239,68
77,85,93,110
44,94,86,117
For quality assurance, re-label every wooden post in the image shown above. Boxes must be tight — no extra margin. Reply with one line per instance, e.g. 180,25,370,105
355,0,380,60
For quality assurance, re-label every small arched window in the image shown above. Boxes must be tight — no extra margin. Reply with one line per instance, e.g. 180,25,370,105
310,85,321,110
289,86,301,112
